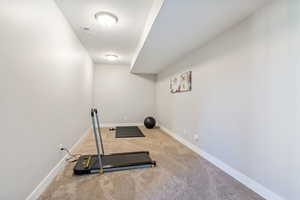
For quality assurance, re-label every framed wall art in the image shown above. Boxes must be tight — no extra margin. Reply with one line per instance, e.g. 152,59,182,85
170,71,192,93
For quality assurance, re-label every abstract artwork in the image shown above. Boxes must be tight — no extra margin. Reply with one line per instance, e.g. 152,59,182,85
170,71,192,93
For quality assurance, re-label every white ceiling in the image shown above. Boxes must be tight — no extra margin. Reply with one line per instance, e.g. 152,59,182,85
55,0,156,65
131,0,272,74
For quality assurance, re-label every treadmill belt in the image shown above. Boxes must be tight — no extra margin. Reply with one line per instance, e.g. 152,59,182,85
116,126,145,138
102,152,152,167
73,152,156,175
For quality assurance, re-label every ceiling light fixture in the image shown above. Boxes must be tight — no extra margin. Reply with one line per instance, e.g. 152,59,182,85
95,12,118,27
105,54,119,61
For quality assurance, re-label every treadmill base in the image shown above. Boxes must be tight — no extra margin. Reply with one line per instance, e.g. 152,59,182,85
74,151,156,175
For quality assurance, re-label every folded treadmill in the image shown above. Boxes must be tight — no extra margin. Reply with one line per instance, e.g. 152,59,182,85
74,109,156,175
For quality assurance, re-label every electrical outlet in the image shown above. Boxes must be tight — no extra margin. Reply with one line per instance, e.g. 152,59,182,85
194,134,199,141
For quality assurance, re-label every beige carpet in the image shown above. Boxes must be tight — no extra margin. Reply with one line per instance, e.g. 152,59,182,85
39,127,265,200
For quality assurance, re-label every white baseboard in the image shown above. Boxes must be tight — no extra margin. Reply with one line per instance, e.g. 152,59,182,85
101,123,144,128
25,128,90,200
160,125,285,200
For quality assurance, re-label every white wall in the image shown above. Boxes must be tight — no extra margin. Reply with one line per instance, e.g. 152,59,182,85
156,0,300,199
94,64,156,125
0,1,93,199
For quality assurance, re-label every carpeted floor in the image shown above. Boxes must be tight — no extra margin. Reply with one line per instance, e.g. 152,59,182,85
39,127,265,200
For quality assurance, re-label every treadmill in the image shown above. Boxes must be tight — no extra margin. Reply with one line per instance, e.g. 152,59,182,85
73,108,156,175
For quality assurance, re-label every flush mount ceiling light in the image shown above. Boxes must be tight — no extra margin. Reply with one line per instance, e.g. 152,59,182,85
105,54,119,61
95,11,118,27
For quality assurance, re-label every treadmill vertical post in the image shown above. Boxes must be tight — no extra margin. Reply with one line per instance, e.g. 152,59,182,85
91,109,103,173
94,109,105,155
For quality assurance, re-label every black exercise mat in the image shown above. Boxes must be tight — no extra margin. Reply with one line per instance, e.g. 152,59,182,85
116,126,145,138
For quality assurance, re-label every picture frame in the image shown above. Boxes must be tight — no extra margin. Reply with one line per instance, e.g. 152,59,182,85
170,71,192,93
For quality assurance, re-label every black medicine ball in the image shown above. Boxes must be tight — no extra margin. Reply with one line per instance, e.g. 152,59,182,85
144,117,156,129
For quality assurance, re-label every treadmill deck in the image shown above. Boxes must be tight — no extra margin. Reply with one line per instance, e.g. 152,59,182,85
74,151,156,175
